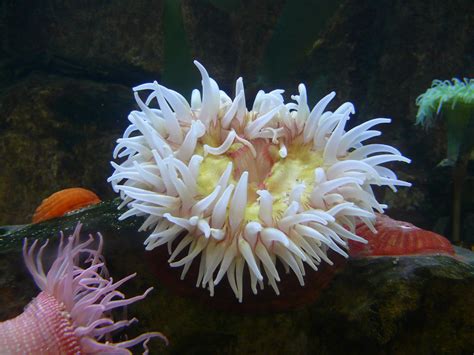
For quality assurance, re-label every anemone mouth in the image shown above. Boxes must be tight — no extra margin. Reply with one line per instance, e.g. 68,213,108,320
194,134,324,217
109,61,411,302
194,137,276,205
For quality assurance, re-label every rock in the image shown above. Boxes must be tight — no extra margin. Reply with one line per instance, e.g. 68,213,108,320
1,201,473,354
0,74,132,225
1,1,165,84
1,0,284,90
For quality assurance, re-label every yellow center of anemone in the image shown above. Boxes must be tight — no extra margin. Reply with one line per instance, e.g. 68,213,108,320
263,141,323,217
196,136,324,224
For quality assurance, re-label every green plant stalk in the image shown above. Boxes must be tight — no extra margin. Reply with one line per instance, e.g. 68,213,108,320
451,152,469,243
415,79,474,244
445,105,473,243
445,104,473,163
162,0,196,97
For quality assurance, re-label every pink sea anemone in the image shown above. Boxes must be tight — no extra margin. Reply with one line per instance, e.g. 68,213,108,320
0,223,167,354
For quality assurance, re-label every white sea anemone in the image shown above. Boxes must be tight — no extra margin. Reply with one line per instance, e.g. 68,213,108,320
109,61,411,302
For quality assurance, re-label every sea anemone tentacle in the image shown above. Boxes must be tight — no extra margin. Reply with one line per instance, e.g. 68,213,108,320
109,61,411,302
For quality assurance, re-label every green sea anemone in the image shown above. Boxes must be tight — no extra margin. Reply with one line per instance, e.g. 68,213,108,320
416,78,474,164
416,78,474,244
416,78,474,125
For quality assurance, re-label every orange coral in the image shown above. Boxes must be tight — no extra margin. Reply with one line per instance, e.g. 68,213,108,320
32,188,100,223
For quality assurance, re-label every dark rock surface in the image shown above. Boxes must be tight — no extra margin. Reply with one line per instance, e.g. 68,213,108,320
1,202,473,354
0,74,132,224
1,1,165,85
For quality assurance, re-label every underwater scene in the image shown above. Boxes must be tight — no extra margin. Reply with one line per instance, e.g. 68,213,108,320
0,0,473,354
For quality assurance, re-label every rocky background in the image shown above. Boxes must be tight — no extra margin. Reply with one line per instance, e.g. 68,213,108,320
1,0,474,242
